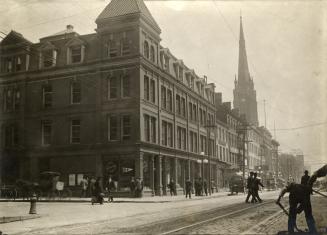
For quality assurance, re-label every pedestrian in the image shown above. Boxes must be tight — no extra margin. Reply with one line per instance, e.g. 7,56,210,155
93,177,104,204
251,172,264,203
106,176,116,202
198,178,203,196
80,176,88,198
276,164,327,233
89,176,96,197
168,179,176,196
185,179,192,199
210,180,215,194
129,177,136,197
203,179,208,196
245,172,255,203
135,177,143,198
301,170,310,185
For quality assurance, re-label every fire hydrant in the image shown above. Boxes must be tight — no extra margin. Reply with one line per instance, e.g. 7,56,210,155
29,193,37,214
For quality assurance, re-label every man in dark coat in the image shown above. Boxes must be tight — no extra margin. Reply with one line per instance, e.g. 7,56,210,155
245,172,255,203
251,172,264,203
129,177,136,197
301,170,310,185
276,164,327,233
168,179,176,196
185,179,192,199
203,179,208,196
135,178,143,198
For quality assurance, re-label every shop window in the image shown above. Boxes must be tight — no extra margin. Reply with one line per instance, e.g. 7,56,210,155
71,80,81,104
42,84,53,108
108,116,118,141
70,119,81,144
41,120,52,146
122,115,131,140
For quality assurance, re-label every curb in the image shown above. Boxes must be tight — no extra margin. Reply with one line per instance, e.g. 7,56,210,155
0,214,41,224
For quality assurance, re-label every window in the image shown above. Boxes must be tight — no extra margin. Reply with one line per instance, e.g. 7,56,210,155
176,94,181,115
161,86,166,109
178,67,183,81
144,114,150,142
14,88,21,110
150,117,156,143
189,131,198,153
109,116,118,141
70,119,81,144
43,50,57,68
70,46,83,63
6,58,12,72
121,39,130,56
167,122,173,147
16,56,22,71
164,56,169,70
150,79,155,103
43,84,52,108
144,41,149,59
4,125,18,147
189,102,193,120
122,115,131,140
144,76,149,101
192,104,197,121
177,127,186,150
144,114,156,143
150,46,155,62
108,77,118,99
108,40,118,58
162,121,167,146
200,135,206,154
167,89,172,111
4,89,12,112
122,75,130,98
181,97,186,117
42,120,52,145
71,81,81,104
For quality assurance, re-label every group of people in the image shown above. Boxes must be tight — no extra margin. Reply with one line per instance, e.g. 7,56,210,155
128,177,144,198
245,172,264,203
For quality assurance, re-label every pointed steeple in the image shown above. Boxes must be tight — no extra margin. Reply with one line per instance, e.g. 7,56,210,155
238,15,250,83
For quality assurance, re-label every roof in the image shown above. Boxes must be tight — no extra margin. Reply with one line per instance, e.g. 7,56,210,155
96,0,160,31
0,30,32,46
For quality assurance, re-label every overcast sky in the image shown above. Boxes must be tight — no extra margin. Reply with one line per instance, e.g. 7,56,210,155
1,0,326,170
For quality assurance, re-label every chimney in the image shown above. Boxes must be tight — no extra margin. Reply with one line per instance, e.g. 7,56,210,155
66,25,74,30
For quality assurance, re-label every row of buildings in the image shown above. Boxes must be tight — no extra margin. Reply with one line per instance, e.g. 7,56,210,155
0,0,291,196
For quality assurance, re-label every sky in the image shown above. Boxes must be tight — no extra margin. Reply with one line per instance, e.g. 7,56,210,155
0,0,326,171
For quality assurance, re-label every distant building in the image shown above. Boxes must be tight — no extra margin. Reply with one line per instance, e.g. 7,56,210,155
279,153,305,183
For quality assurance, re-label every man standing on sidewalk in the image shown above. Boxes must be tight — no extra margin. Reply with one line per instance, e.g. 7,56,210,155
185,179,192,199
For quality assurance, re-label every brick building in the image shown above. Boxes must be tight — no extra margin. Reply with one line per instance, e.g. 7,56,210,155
0,0,229,196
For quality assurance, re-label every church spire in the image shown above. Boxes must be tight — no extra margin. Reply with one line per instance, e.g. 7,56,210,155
238,15,250,83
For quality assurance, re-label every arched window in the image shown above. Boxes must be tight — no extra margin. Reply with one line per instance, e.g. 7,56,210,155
144,41,149,59
150,46,155,62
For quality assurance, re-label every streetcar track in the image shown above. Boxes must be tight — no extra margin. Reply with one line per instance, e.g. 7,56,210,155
161,201,273,234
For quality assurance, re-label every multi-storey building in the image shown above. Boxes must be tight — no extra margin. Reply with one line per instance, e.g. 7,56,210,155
279,152,304,183
0,0,223,196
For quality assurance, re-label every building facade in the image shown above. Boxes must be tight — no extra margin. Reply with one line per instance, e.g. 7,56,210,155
0,0,226,196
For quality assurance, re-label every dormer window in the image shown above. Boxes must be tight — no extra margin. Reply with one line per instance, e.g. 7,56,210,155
42,49,57,68
71,45,82,63
144,41,149,59
178,66,183,81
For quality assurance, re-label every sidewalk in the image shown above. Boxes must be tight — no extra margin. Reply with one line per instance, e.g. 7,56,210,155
0,191,279,235
0,190,232,203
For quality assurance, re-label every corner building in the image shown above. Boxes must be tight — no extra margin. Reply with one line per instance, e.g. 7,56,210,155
0,0,220,196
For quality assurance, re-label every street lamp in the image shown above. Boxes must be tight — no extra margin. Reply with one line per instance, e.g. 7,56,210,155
197,152,208,196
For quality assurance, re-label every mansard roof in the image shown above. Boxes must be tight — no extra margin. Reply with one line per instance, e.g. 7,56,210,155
96,0,160,32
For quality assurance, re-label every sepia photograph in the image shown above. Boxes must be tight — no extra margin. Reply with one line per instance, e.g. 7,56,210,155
0,0,326,234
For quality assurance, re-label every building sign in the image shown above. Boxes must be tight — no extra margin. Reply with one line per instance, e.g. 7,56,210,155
105,161,118,174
